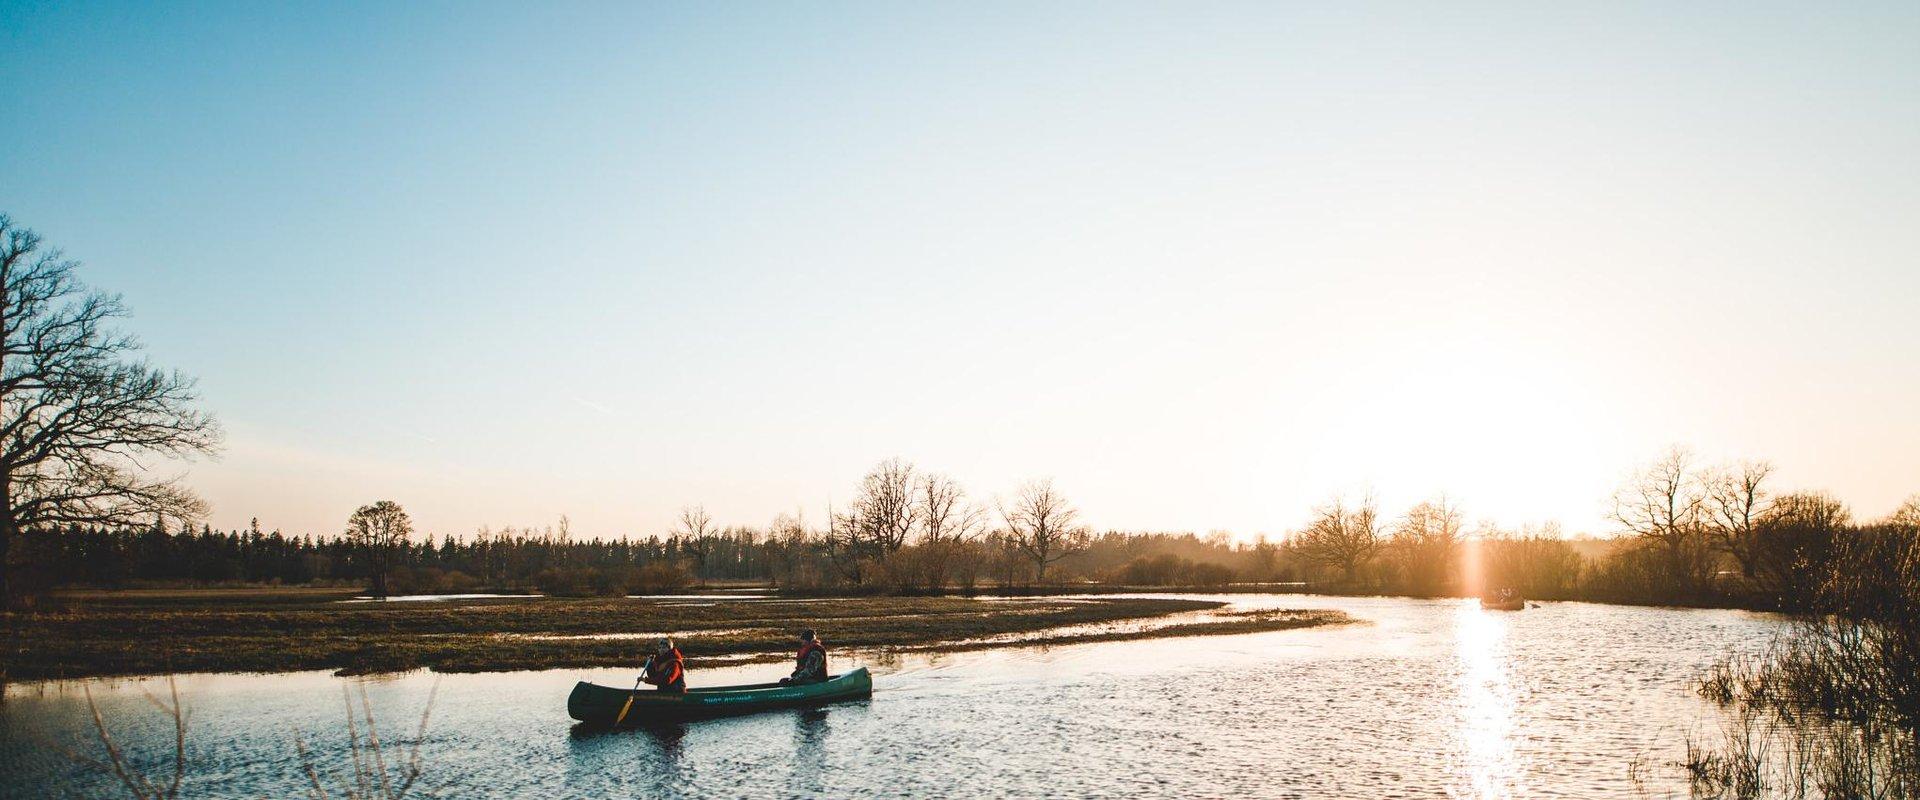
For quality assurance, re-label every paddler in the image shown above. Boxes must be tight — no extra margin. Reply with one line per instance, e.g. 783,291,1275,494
779,628,828,684
641,637,686,693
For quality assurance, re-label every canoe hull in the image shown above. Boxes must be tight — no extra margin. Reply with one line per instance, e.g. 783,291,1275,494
568,667,873,725
1480,598,1526,611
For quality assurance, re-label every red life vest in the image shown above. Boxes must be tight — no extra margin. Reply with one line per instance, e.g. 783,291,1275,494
797,639,827,673
645,647,684,687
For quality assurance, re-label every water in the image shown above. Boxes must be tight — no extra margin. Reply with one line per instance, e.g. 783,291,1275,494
0,594,1784,798
337,593,537,603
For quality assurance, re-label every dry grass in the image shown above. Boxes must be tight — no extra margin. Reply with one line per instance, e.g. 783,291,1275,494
908,608,1355,654
295,682,440,800
68,675,443,800
1,593,1350,678
71,678,189,800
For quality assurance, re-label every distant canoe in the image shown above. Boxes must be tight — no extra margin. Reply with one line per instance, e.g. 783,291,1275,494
568,668,873,725
1480,597,1527,611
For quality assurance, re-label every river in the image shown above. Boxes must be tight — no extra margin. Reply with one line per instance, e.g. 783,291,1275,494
0,594,1784,798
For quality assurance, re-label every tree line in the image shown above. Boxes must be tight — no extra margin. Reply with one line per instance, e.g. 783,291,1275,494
13,451,1916,612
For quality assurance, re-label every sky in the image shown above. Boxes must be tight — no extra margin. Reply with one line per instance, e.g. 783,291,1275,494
3,1,1917,541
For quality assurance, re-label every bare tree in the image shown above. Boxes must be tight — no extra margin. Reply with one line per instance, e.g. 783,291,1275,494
345,501,413,598
1292,494,1383,585
1478,521,1583,598
998,479,1090,584
1704,460,1774,579
826,458,919,584
914,472,985,590
821,502,865,584
1612,447,1713,592
764,510,812,588
546,514,574,569
672,505,716,582
1391,496,1464,594
949,537,987,592
1,217,223,602
842,458,917,553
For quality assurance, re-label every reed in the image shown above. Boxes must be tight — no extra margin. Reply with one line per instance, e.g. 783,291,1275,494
71,676,443,800
1684,523,1920,798
294,681,440,800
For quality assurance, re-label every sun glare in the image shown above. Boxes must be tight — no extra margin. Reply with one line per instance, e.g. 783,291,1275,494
1453,602,1522,799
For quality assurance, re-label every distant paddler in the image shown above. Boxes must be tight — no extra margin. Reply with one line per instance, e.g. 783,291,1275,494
641,637,686,693
779,628,828,685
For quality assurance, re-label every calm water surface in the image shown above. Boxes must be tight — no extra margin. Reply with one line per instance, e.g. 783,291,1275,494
0,594,1783,798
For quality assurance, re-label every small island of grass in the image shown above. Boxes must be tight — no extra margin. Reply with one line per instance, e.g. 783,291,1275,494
2,590,1352,679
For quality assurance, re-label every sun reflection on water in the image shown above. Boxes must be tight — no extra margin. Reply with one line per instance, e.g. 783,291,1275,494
1453,601,1523,799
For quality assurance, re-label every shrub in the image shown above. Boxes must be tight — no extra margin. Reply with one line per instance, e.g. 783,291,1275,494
625,562,693,595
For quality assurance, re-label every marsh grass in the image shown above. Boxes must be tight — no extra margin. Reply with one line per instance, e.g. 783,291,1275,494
901,608,1354,654
4,595,1345,678
1679,703,1910,800
1682,524,1920,798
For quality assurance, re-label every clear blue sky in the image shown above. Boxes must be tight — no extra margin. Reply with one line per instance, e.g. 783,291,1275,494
4,1,1917,539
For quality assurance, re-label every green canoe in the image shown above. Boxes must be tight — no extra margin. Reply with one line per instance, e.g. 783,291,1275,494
568,667,873,725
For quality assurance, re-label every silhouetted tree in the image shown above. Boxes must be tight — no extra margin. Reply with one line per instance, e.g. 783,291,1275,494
1390,497,1463,594
999,479,1089,584
1293,494,1382,584
1705,460,1774,579
826,458,919,584
844,458,917,553
0,216,222,603
672,505,714,581
1479,523,1583,598
1754,491,1849,600
345,501,412,597
1889,495,1920,531
914,472,985,589
1612,447,1712,594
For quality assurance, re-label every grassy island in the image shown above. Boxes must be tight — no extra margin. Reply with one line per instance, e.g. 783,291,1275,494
2,590,1351,679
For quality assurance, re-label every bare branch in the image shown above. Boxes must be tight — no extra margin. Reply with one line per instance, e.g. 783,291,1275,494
2,216,223,601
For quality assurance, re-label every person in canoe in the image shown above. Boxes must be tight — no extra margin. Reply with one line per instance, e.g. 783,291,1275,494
641,637,686,693
779,628,827,684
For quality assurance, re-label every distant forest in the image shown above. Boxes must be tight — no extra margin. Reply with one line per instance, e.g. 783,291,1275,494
13,450,1916,613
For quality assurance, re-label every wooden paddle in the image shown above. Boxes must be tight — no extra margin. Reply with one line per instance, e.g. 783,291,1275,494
613,670,646,727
